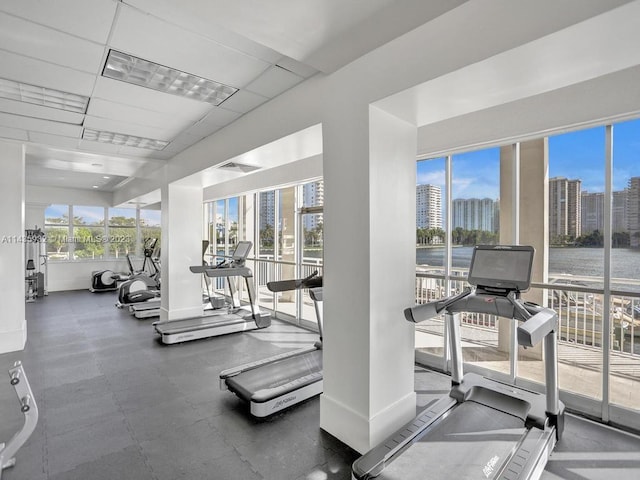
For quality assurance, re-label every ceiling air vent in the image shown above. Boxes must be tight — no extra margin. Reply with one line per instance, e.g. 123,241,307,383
217,162,261,173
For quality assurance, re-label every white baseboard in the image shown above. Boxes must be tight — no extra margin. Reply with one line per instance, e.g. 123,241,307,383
159,305,204,321
0,320,27,354
320,390,416,454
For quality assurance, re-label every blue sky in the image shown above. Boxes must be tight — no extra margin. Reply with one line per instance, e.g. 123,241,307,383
417,117,640,198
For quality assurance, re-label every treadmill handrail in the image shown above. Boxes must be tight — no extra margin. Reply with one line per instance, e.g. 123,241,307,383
267,271,322,292
517,308,558,348
203,266,253,278
404,288,472,323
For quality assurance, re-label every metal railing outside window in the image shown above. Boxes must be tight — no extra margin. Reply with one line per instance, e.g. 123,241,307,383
415,271,640,375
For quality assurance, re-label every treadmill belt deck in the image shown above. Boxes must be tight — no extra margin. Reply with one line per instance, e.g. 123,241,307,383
376,401,526,479
225,349,322,402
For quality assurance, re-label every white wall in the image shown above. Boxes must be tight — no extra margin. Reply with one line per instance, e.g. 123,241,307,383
203,154,322,201
25,185,130,292
27,185,114,206
48,259,131,292
0,141,26,354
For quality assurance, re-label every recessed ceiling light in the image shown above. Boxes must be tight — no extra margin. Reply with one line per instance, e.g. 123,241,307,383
92,185,99,188
0,77,89,113
102,50,238,106
83,128,168,151
103,176,110,179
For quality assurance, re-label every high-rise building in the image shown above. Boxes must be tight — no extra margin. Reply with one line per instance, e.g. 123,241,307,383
581,191,604,234
259,190,276,231
549,177,581,239
613,189,628,234
577,189,628,236
452,198,497,232
416,184,442,229
302,180,324,232
628,177,640,247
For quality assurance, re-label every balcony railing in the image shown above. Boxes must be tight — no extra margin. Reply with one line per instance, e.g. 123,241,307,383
416,270,640,379
225,254,640,378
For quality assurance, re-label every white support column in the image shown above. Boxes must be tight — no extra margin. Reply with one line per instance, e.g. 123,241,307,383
500,140,548,362
159,182,204,321
320,103,417,454
0,141,26,354
25,203,47,231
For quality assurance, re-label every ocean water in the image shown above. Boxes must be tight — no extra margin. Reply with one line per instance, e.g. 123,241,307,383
416,246,640,281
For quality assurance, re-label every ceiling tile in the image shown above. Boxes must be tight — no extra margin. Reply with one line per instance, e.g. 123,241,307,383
198,108,241,127
0,112,82,137
0,99,85,124
276,57,318,79
29,132,83,150
92,77,213,118
0,0,117,44
181,122,223,141
220,90,268,114
0,12,106,73
77,139,123,155
0,50,96,96
123,0,284,64
87,98,199,131
83,115,180,141
117,145,168,158
161,131,202,150
0,125,28,141
245,65,304,98
110,5,271,89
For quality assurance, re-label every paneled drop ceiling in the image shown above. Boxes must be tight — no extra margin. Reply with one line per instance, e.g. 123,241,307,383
0,0,467,199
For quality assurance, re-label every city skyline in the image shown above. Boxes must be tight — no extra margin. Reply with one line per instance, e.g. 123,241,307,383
417,117,640,198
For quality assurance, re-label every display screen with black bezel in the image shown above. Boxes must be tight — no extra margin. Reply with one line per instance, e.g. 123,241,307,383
467,245,534,291
231,241,253,261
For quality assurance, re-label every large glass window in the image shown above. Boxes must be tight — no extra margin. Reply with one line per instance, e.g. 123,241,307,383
302,180,324,262
611,118,640,411
414,158,447,357
44,204,70,261
413,119,640,426
72,206,105,259
258,191,276,258
215,199,226,255
108,208,137,258
416,158,446,275
43,205,159,262
205,183,324,329
452,148,502,368
548,127,605,401
140,209,161,248
228,198,239,246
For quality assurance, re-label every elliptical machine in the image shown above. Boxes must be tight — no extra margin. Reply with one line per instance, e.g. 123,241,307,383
90,254,137,293
116,238,161,307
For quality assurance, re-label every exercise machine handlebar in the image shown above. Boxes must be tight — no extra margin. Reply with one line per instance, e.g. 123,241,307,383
1,361,39,479
403,288,472,323
266,271,322,292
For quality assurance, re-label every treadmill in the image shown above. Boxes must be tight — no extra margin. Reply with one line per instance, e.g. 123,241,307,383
153,241,271,344
352,245,564,480
219,271,324,417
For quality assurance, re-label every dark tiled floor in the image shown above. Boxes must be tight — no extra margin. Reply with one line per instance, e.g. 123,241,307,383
1,291,640,479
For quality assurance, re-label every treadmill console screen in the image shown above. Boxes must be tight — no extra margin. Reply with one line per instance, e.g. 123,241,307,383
467,245,534,292
232,241,253,261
